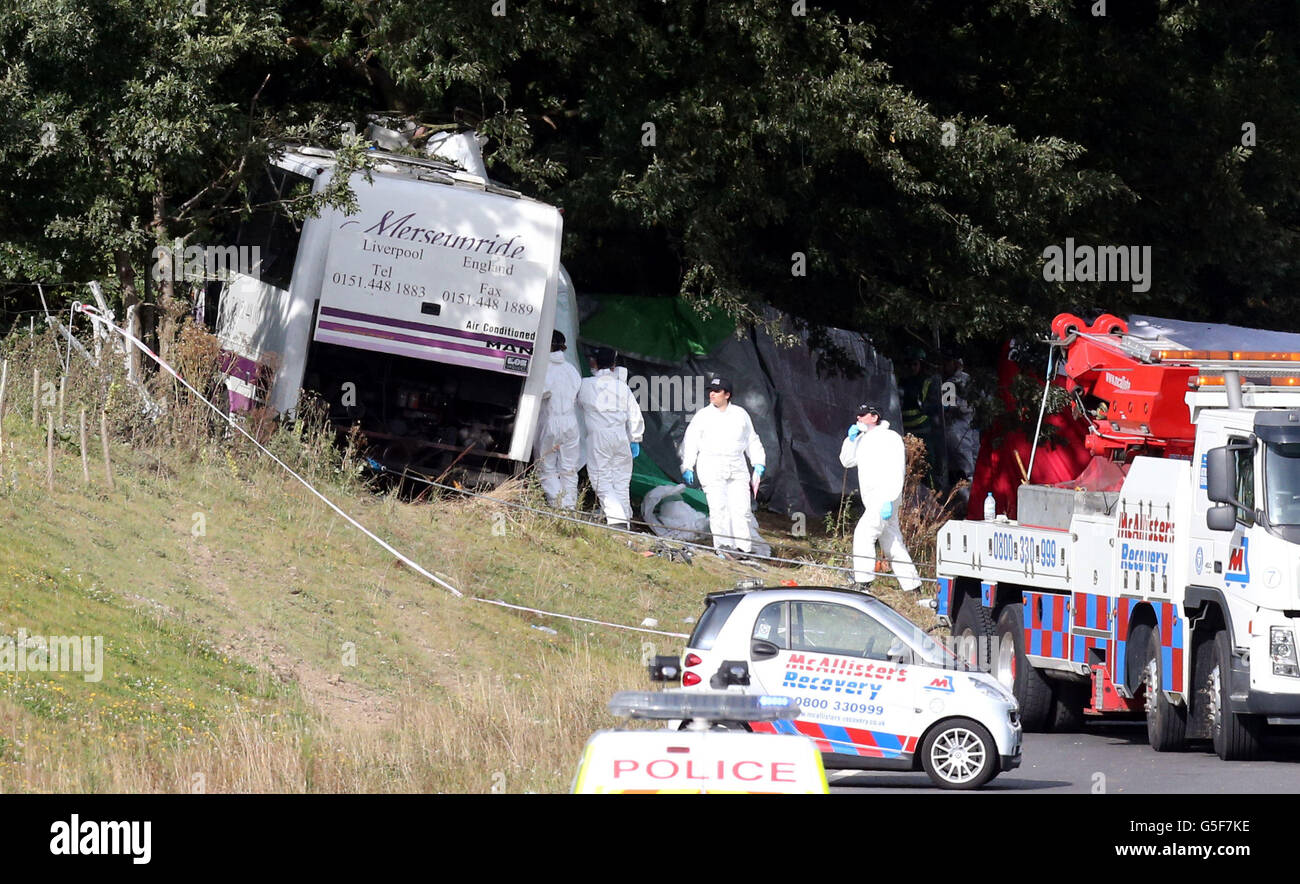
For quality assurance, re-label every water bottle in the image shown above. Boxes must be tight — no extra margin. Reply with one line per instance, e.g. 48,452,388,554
983,492,996,521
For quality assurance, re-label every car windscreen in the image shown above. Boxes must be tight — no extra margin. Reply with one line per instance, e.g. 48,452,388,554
866,600,965,669
687,595,743,651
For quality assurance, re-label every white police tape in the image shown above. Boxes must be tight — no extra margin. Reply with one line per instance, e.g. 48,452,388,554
70,300,699,640
474,598,689,638
69,301,930,651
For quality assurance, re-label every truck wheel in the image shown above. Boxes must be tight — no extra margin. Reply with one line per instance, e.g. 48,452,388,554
1125,623,1152,695
920,717,999,790
1203,631,1263,761
995,603,1053,731
1048,680,1088,732
953,599,996,672
1141,627,1186,751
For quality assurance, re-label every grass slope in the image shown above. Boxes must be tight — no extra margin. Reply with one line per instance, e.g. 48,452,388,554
0,341,937,792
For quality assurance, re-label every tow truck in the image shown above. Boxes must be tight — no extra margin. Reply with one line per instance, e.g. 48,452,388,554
936,312,1300,759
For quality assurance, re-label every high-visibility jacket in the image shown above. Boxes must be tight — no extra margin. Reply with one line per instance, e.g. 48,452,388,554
902,376,933,434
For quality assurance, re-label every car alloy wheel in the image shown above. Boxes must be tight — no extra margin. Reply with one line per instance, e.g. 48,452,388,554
921,718,998,789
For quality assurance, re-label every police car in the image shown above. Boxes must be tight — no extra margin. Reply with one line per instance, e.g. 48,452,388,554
672,583,1022,789
573,691,829,793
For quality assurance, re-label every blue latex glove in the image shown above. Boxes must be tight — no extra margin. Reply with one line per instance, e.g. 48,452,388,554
880,501,894,521
630,442,641,457
682,469,696,487
753,464,765,478
847,424,862,441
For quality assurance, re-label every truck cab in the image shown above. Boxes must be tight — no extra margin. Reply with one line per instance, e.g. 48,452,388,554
1195,407,1300,725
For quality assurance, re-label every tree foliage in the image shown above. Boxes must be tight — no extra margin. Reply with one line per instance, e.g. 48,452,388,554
0,0,366,344
2,0,1298,363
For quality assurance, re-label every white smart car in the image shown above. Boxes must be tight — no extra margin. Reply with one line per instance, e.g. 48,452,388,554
674,583,1023,789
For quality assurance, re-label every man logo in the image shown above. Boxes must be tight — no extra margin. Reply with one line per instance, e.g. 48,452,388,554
1226,538,1250,584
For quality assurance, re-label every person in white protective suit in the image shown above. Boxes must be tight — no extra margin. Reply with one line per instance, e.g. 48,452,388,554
680,376,766,554
838,403,922,590
577,346,644,527
536,330,582,509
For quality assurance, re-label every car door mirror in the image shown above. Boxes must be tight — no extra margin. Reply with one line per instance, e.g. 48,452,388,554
1206,446,1237,505
751,639,780,661
1207,503,1236,532
887,639,913,664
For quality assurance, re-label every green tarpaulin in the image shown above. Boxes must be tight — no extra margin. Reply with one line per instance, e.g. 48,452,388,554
579,294,735,363
629,451,707,511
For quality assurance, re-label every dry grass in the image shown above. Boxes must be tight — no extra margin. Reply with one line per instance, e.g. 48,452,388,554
0,324,952,793
0,326,712,793
0,640,636,793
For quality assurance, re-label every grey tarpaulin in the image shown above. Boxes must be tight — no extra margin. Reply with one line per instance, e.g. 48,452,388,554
579,297,899,519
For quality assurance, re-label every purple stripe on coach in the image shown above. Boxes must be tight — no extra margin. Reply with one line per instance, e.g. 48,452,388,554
316,320,528,361
319,305,533,354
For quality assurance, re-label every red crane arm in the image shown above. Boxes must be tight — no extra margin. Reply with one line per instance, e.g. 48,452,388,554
1051,313,1197,459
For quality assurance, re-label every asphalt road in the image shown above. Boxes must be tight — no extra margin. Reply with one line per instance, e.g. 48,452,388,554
828,720,1300,793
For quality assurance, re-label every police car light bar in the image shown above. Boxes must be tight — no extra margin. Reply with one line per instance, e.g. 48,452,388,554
608,691,801,722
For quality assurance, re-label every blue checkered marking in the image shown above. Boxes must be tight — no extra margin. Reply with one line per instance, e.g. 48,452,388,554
1025,591,1068,660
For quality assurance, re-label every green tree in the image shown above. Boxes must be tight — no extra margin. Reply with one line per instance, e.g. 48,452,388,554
6,0,1299,373
0,0,365,364
332,1,1127,352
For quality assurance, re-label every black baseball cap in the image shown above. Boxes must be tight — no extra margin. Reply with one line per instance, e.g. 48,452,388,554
856,403,881,417
706,376,733,394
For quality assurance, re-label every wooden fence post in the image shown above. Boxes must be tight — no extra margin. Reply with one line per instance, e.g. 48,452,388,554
100,411,114,491
46,412,54,492
80,409,90,485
